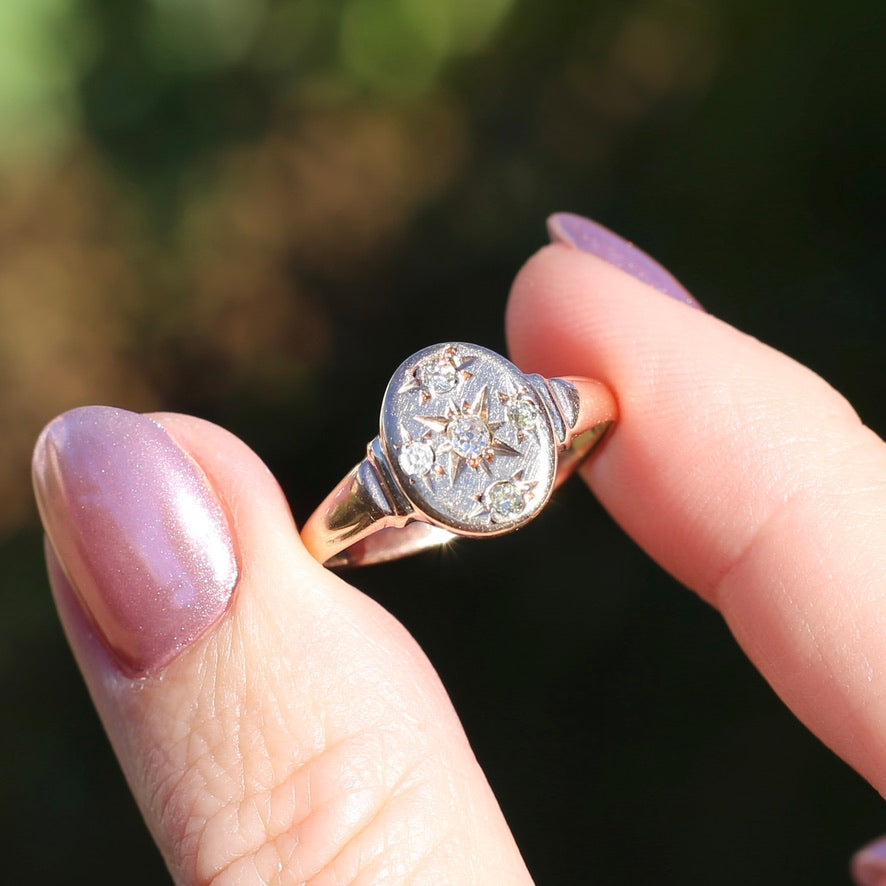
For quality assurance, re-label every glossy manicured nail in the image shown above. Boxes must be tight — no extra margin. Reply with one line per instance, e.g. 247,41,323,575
547,212,703,309
33,406,238,676
851,838,886,886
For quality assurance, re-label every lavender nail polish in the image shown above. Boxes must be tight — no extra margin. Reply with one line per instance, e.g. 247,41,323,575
547,212,702,309
33,406,238,676
851,838,886,886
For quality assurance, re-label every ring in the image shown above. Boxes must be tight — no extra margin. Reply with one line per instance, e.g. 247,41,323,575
301,342,617,567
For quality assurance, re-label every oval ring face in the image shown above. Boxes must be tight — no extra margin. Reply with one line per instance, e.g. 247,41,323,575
381,342,557,535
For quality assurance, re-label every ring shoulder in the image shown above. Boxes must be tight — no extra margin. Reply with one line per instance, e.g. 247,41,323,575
546,378,581,429
525,374,579,444
367,437,414,517
325,438,412,543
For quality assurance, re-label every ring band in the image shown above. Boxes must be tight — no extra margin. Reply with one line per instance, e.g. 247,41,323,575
301,342,616,567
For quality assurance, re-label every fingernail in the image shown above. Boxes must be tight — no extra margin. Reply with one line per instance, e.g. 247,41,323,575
851,838,886,886
547,212,703,309
33,406,238,676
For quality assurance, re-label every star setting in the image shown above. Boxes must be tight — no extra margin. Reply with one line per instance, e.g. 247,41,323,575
385,343,559,533
497,388,542,441
415,386,522,486
398,346,475,403
474,472,538,523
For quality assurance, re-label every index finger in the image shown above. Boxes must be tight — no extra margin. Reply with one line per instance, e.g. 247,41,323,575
506,236,886,793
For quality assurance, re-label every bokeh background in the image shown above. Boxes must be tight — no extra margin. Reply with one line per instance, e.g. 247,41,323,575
2,0,884,882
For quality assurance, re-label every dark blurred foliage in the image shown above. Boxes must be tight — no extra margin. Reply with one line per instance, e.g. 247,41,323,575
1,0,883,882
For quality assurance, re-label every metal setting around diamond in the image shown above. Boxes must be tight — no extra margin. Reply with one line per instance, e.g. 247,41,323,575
485,481,526,519
382,343,557,535
447,415,490,459
426,358,459,395
397,346,475,403
398,440,435,477
506,396,540,432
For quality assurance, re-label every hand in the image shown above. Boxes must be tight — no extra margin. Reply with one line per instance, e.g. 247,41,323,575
33,213,885,884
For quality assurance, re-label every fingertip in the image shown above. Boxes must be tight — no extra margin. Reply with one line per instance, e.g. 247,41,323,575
33,407,241,677
507,242,704,383
148,411,307,562
546,212,703,307
35,406,324,687
852,838,886,886
506,244,587,374
505,228,886,804
147,411,338,615
506,238,865,596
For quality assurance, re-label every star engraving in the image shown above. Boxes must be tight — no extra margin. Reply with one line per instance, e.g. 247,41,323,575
415,386,521,485
398,346,475,403
469,469,538,523
497,385,542,443
393,424,443,490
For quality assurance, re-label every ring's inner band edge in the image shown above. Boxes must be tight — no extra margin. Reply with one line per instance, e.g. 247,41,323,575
326,523,459,569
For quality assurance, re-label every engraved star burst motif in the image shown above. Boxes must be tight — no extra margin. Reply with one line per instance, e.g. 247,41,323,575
398,346,475,403
497,385,542,443
415,386,522,485
393,423,444,490
471,470,538,524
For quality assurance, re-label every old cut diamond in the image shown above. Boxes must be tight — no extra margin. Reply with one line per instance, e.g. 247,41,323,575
507,397,540,431
447,415,490,460
425,357,458,395
399,440,435,476
485,481,525,519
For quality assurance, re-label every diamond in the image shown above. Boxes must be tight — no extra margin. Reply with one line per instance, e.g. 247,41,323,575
399,440,435,476
507,397,540,431
425,357,458,395
485,481,526,519
447,415,491,460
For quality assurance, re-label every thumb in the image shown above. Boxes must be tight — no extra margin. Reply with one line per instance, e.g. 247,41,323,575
33,406,531,885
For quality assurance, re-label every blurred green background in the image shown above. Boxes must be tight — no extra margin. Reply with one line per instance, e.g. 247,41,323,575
1,0,884,882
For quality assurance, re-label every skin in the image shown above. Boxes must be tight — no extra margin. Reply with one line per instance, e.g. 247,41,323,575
48,244,886,884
